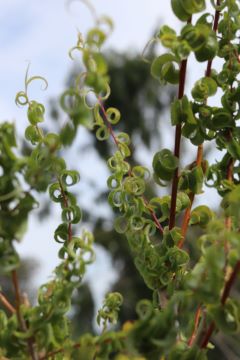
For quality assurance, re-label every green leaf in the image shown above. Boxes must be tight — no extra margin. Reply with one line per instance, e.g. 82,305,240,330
61,205,82,224
49,183,64,203
114,216,129,234
25,125,41,144
208,299,240,334
190,205,214,227
60,89,83,116
158,25,177,48
44,133,61,151
106,107,121,125
192,77,218,102
181,24,208,51
195,32,218,62
171,95,197,125
61,170,80,187
151,54,179,84
86,28,106,47
152,149,178,181
210,109,234,130
96,125,110,141
54,223,69,243
179,166,204,194
171,0,206,21
27,101,45,125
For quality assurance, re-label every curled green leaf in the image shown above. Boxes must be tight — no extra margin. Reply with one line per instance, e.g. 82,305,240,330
152,149,178,181
61,170,80,187
86,28,106,48
96,125,110,141
192,77,218,102
114,215,129,234
190,205,214,226
61,205,82,224
54,223,69,243
171,0,206,21
60,89,83,115
25,125,41,144
106,107,121,124
15,91,29,106
49,183,64,203
151,54,179,84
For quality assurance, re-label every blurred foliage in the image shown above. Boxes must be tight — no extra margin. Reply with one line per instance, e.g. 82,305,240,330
69,283,95,337
0,258,39,310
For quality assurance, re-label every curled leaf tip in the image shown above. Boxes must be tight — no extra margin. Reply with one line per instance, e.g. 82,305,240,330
66,0,98,23
26,76,48,92
141,37,158,64
24,63,48,94
68,46,83,60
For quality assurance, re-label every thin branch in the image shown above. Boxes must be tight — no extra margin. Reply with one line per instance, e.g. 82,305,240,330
200,260,240,348
188,305,202,346
205,0,221,77
12,270,25,328
178,145,203,248
169,17,192,230
200,321,215,348
199,5,239,343
144,198,164,233
221,260,240,305
224,157,234,253
39,343,80,360
39,336,123,360
12,270,39,360
179,1,223,348
169,61,189,229
178,0,221,246
97,97,164,234
58,177,72,243
0,292,16,314
98,97,119,147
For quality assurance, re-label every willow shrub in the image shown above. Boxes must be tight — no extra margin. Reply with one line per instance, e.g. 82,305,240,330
1,0,240,359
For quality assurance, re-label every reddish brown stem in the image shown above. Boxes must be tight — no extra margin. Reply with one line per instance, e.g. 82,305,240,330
39,336,124,360
178,145,203,248
0,291,16,314
97,97,163,234
98,97,119,147
205,0,221,77
179,2,223,347
144,198,164,233
188,305,202,346
224,157,234,253
200,4,236,346
178,0,221,246
221,260,240,305
12,270,38,360
39,343,81,360
169,17,192,230
169,58,189,230
200,321,215,348
12,270,24,326
200,260,240,348
58,177,72,243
